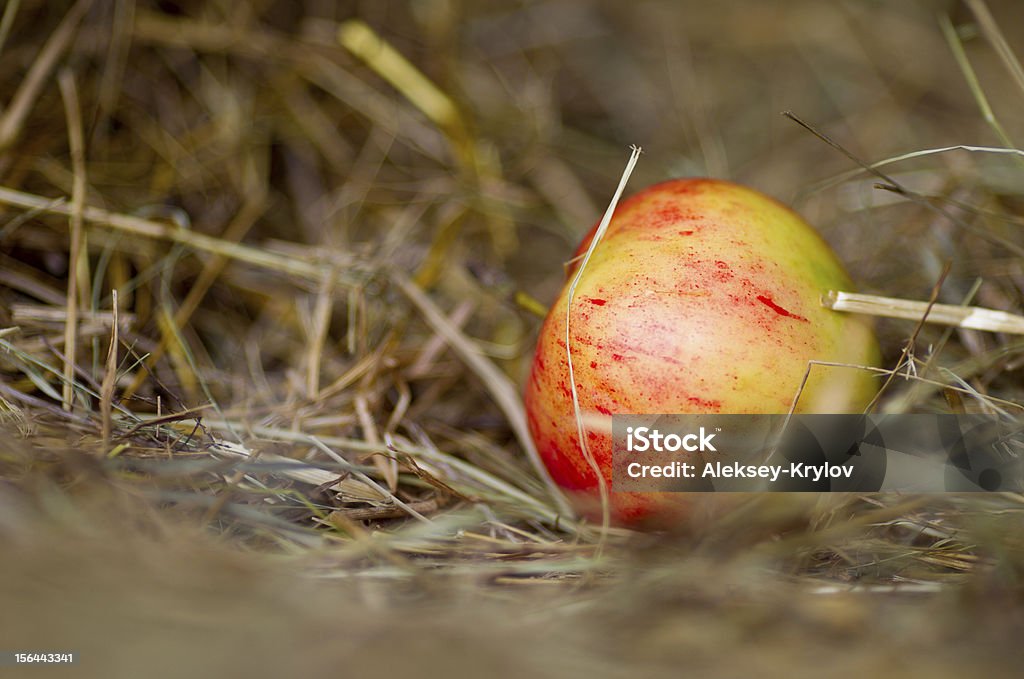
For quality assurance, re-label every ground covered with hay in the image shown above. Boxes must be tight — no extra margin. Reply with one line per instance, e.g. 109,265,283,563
2,1,1024,676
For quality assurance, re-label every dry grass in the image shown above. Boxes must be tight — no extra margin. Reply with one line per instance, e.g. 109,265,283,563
2,1,1024,676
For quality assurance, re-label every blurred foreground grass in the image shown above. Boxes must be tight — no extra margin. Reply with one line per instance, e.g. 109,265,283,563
2,1,1024,676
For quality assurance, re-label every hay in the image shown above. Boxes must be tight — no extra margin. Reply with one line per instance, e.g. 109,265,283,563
2,1,1024,675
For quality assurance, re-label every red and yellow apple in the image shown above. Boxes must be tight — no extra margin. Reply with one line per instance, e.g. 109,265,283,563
524,178,880,527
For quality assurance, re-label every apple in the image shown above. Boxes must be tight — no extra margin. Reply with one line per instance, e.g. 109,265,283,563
523,178,880,527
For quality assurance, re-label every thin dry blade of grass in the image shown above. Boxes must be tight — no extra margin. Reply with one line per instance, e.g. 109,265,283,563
966,0,1024,96
0,0,20,57
57,69,87,412
564,145,642,547
0,0,91,151
0,185,344,281
100,289,118,452
939,13,1017,150
392,271,575,521
824,290,1024,334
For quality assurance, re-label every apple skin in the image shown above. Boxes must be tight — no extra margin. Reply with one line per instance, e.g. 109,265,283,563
523,178,880,527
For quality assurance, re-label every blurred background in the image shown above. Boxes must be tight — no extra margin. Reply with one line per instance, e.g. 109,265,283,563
2,1,1024,676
